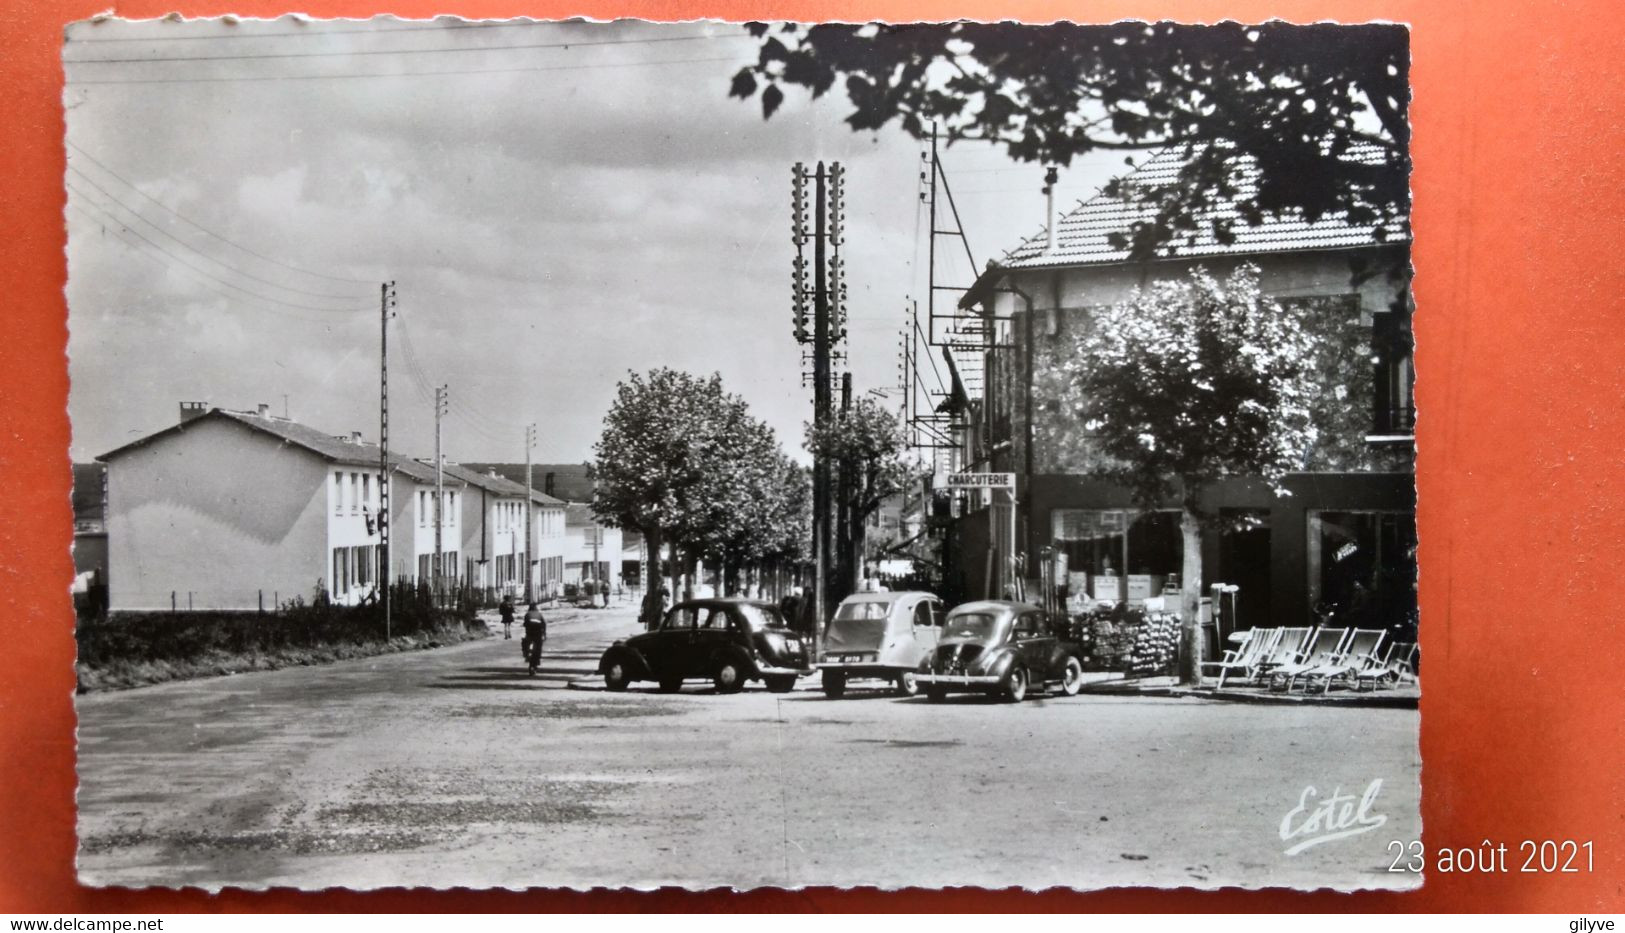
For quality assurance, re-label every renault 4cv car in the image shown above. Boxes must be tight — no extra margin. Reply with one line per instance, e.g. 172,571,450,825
915,600,1085,702
816,591,943,698
597,598,812,694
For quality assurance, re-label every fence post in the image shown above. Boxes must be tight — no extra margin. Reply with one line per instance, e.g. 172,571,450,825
259,590,264,614
188,591,193,611
171,590,176,613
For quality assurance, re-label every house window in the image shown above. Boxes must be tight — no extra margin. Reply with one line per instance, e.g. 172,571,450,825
335,472,345,515
333,547,350,594
419,490,427,526
1372,311,1415,434
362,474,371,513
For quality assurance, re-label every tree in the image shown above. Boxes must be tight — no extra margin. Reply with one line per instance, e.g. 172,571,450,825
1054,264,1319,682
730,21,1409,262
591,369,731,626
593,368,802,623
805,398,921,595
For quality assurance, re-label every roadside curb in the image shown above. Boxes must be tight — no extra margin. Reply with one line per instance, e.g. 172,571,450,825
1079,680,1420,709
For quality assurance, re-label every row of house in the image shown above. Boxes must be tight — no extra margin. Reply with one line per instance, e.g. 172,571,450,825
87,402,621,612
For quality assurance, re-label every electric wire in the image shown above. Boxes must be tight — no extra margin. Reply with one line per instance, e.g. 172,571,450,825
68,202,371,327
69,21,750,43
66,30,752,63
68,168,371,302
65,53,751,86
67,193,373,314
67,141,376,286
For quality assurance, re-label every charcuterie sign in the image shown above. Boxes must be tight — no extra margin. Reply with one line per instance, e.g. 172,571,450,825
945,472,1015,488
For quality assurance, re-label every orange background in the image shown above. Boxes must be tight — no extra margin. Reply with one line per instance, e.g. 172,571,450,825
3,0,1622,913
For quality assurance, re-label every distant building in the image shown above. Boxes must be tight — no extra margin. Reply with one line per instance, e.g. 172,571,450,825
440,463,567,599
562,502,621,588
98,403,396,611
464,462,595,503
71,462,109,583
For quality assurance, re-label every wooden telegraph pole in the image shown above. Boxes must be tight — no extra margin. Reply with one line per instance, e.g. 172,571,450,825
379,282,395,639
434,384,448,604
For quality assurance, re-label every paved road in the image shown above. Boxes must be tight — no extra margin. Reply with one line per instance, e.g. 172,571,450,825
77,604,1421,891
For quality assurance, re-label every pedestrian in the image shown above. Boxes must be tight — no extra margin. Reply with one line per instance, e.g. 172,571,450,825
499,594,515,640
521,601,546,674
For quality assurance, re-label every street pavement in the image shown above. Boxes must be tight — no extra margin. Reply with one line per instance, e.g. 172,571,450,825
76,602,1421,891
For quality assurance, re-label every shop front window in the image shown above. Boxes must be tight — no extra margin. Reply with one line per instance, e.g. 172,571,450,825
1307,510,1418,634
1051,509,1181,601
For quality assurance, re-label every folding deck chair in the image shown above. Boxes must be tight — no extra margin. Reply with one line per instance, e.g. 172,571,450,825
1203,627,1281,689
1248,626,1313,686
1299,628,1386,694
1267,627,1350,693
1354,642,1417,691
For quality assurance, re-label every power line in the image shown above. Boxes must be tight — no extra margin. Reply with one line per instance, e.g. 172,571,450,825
67,141,376,286
69,20,748,43
68,191,373,314
66,53,751,86
67,200,371,323
68,167,370,302
66,30,751,63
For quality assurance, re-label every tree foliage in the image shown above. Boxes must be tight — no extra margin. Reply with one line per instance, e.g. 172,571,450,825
806,398,920,527
1057,264,1320,511
591,368,808,610
731,21,1409,260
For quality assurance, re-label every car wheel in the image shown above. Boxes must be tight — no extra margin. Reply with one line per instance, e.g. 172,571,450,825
657,676,684,693
765,675,796,694
894,670,920,698
1058,656,1084,697
820,670,847,699
1003,666,1028,703
714,656,747,694
925,686,948,703
603,658,631,692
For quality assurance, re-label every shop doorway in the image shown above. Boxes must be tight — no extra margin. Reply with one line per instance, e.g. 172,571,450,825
1218,509,1271,632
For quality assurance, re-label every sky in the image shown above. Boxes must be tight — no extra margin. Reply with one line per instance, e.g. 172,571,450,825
64,18,1127,465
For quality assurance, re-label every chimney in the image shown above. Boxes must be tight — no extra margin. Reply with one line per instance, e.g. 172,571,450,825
257,403,271,418
544,472,556,497
1042,166,1060,255
350,431,364,445
179,401,208,424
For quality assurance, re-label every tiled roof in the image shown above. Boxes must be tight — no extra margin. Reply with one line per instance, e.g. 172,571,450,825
98,407,385,466
388,455,445,485
459,462,572,505
440,462,528,498
564,502,601,526
999,143,1409,271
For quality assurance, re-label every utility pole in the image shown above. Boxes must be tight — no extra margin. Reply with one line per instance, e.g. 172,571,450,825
838,371,853,593
380,282,396,639
524,423,536,603
434,384,448,604
791,161,846,645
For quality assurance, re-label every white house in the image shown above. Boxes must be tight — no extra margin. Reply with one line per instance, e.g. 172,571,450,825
439,464,568,600
99,403,394,610
385,454,464,587
563,502,622,589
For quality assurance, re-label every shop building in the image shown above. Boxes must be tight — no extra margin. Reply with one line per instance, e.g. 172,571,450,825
952,146,1415,632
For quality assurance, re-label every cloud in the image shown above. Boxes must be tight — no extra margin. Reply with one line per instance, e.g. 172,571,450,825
64,17,1106,467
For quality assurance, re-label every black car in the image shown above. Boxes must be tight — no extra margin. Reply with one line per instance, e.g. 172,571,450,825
915,600,1085,702
597,599,813,694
